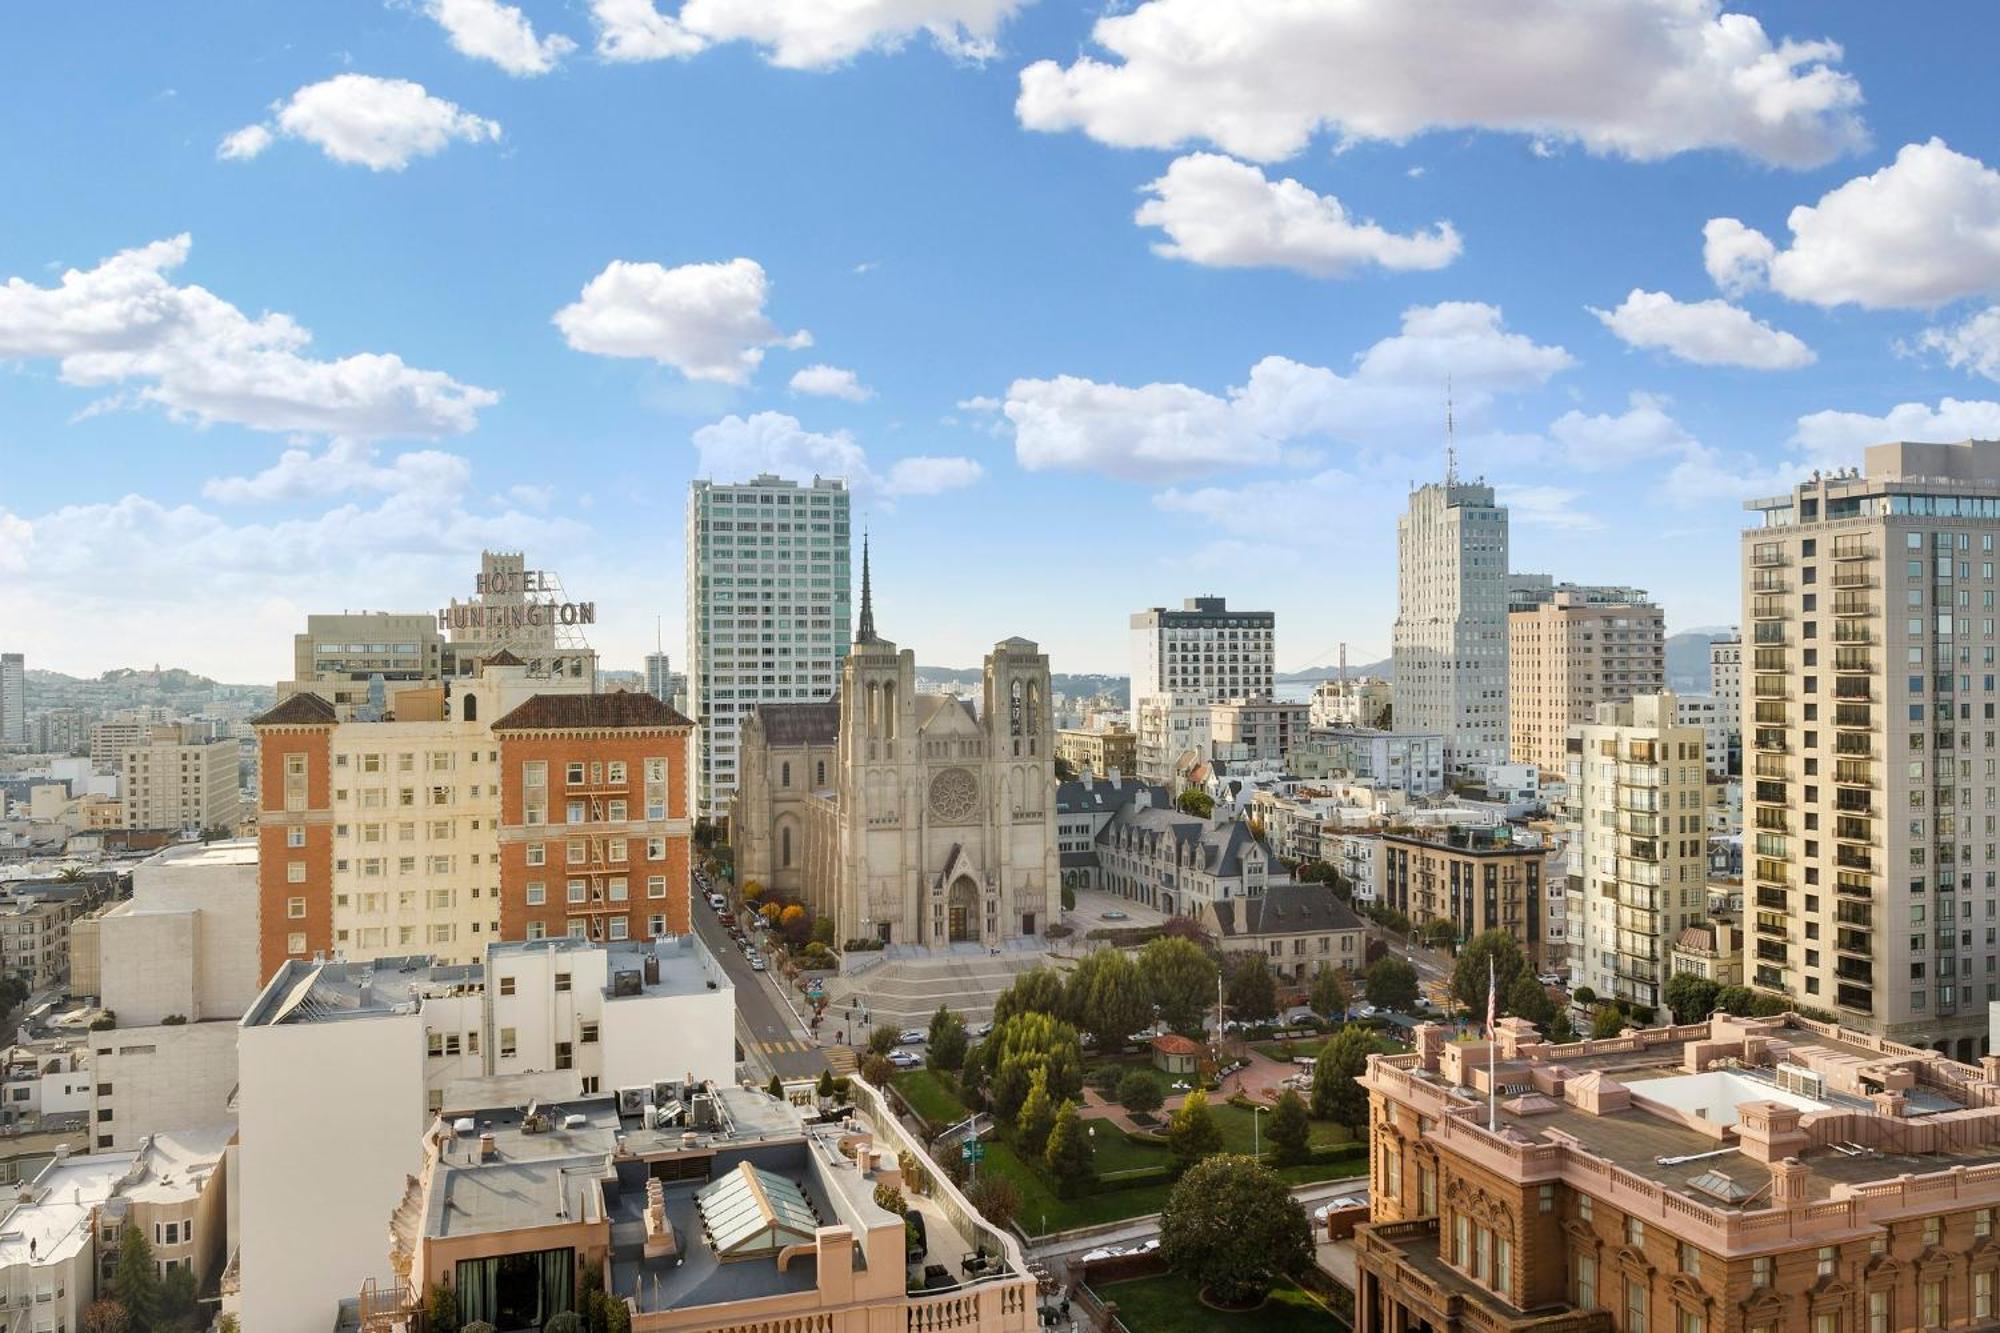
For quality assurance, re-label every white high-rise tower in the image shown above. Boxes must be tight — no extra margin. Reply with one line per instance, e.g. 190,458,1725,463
1392,464,1510,774
685,474,852,820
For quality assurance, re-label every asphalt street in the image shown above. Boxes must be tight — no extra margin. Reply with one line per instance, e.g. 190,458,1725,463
689,892,828,1080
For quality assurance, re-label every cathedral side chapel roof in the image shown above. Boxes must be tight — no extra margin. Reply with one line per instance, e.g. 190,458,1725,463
753,702,841,746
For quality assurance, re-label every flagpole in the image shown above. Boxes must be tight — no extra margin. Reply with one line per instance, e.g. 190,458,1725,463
1488,956,1497,1132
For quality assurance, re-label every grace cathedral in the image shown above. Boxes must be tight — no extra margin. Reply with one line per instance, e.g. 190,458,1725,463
729,545,1058,949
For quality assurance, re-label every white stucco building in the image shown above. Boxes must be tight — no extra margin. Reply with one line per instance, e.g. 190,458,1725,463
236,933,733,1333
1392,474,1510,775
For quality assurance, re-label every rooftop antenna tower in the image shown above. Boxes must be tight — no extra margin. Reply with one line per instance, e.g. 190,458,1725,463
1444,374,1458,486
1339,642,1348,684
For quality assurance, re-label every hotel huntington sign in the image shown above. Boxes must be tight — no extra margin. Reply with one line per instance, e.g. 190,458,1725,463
436,566,596,634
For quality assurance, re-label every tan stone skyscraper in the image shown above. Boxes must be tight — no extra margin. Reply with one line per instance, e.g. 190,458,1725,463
1508,587,1666,773
1743,439,2000,1060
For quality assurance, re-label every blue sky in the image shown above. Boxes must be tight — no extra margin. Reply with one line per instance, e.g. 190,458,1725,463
7,1,2000,682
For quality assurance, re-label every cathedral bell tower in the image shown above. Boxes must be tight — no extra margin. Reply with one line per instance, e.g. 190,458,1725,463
836,535,916,943
982,636,1057,938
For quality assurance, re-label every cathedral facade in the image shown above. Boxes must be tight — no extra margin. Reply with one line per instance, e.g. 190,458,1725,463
731,566,1058,949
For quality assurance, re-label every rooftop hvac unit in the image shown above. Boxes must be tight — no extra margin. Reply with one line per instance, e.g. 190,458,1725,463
1774,1064,1826,1100
611,969,643,998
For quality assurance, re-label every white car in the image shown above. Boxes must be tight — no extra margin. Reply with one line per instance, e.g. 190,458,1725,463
1130,1237,1160,1254
968,1021,993,1038
749,957,766,972
898,1028,927,1045
1078,1246,1124,1263
887,1049,921,1069
1537,973,1565,988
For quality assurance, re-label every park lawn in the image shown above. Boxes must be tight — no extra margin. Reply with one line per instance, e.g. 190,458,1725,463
1099,1273,1336,1333
892,1069,970,1129
1209,1104,1355,1154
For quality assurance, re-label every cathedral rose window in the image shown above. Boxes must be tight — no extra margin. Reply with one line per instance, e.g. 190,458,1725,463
928,768,979,822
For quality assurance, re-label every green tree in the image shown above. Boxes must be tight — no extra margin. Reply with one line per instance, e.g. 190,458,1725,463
1116,1068,1164,1115
1590,1006,1628,1039
1450,930,1529,1013
1176,788,1215,818
1419,918,1459,950
1054,756,1078,782
1309,964,1351,1018
157,1264,198,1333
1363,955,1420,1012
861,1053,896,1087
1139,936,1220,1035
1043,1099,1096,1194
1664,972,1721,1025
1159,1155,1312,1306
1572,985,1598,1007
1505,971,1555,1028
867,1024,899,1056
991,968,1068,1026
817,1068,836,1100
111,1228,160,1332
1066,948,1155,1050
1224,952,1278,1023
1548,1008,1577,1044
927,1005,969,1072
1267,1088,1310,1166
1712,984,1754,1016
976,1011,1085,1120
1312,1024,1383,1128
966,1173,1021,1230
425,1284,460,1333
1748,993,1788,1017
1017,1068,1056,1157
810,916,836,947
767,1073,786,1099
1166,1087,1224,1169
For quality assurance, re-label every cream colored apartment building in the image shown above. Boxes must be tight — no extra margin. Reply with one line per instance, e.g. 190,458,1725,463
120,729,242,832
1743,439,2000,1061
1508,588,1665,775
316,664,582,965
278,611,450,717
1565,691,1708,1011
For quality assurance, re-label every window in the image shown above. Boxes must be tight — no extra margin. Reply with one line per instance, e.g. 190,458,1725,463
609,917,628,940
1494,1234,1512,1294
287,897,306,920
527,843,545,866
580,1021,599,1044
499,975,516,996
555,1041,573,1070
567,762,585,784
1817,1245,1837,1278
1923,1280,1942,1328
287,860,307,884
526,881,546,905
1677,1242,1700,1277
1625,1278,1647,1333
1980,1208,1993,1238
1980,1272,1995,1321
286,932,307,954
286,827,305,848
1577,1253,1596,1309
1752,1256,1771,1288
1625,1216,1644,1248
1677,1312,1703,1333
568,880,586,904
1577,1195,1593,1223
499,1027,517,1059
647,875,666,899
1868,1290,1888,1333
555,972,572,993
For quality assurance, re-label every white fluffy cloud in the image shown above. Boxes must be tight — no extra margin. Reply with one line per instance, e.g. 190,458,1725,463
1793,397,2000,468
1919,307,2000,383
1134,153,1460,277
426,0,577,75
590,0,1030,69
691,411,982,496
215,124,273,161
1701,217,1775,298
1018,0,1865,166
1550,394,1803,504
223,75,502,171
1496,484,1600,531
1589,289,1814,369
1708,140,2000,308
554,257,808,385
788,364,873,401
0,447,579,680
0,235,497,438
1004,302,1572,482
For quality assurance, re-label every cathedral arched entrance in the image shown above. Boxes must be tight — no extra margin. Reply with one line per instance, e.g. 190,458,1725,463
947,875,980,943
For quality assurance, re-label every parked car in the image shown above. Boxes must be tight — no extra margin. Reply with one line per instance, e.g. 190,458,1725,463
1537,973,1565,988
708,893,726,911
888,1049,922,1068
968,1021,993,1038
1078,1246,1124,1263
898,1028,927,1045
749,957,766,972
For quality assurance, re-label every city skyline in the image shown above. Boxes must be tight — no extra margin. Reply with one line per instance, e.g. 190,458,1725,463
9,4,2000,683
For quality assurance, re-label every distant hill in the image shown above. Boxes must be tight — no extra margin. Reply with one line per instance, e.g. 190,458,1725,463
1277,658,1392,684
917,667,1128,699
25,665,274,713
1667,629,1735,693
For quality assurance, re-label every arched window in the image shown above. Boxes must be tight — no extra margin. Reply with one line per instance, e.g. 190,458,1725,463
781,825,793,868
781,761,791,789
816,760,826,786
884,682,897,740
461,694,477,722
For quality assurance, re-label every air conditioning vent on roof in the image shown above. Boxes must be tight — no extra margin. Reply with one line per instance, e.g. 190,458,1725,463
1775,1064,1825,1100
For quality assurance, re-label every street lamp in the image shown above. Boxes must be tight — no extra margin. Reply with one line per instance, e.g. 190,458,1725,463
1251,1104,1268,1161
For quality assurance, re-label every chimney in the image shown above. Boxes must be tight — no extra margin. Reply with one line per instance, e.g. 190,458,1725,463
478,1133,497,1162
1768,1157,1809,1208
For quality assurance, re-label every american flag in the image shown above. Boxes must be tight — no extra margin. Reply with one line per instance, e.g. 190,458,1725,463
1486,958,1496,1039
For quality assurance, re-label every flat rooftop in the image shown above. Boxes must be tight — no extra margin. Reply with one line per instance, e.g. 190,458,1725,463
143,839,257,870
243,933,724,1025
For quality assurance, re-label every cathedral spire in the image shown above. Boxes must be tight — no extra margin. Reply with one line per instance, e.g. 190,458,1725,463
857,530,877,643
